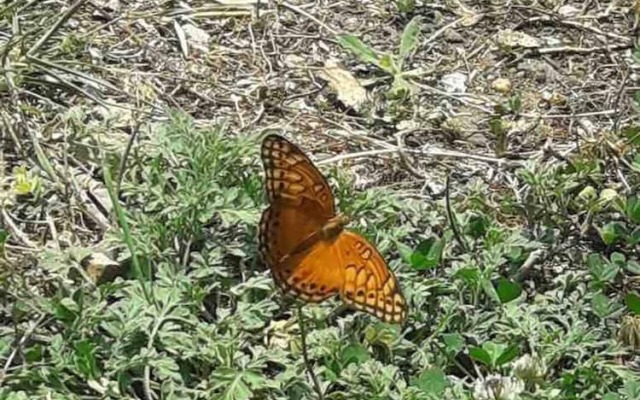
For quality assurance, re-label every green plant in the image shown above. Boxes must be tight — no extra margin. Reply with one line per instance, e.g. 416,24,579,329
337,16,422,98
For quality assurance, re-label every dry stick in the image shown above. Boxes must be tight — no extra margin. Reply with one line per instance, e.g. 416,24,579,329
280,1,338,35
536,42,632,55
444,175,469,255
611,69,629,135
395,129,430,180
317,145,520,168
297,305,324,400
412,82,495,114
524,15,633,43
520,109,617,119
422,15,470,45
27,0,86,55
117,120,143,196
0,314,48,387
0,209,38,249
317,148,397,166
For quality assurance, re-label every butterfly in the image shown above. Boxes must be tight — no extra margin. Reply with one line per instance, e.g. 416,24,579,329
258,134,407,324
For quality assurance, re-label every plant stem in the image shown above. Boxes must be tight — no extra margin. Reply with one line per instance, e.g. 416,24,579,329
297,305,324,400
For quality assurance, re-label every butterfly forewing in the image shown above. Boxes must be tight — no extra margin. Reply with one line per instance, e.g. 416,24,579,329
259,203,326,272
261,134,336,217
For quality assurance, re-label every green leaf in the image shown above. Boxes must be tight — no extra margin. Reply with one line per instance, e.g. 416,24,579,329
465,214,489,238
456,267,480,286
610,252,626,266
623,125,640,147
622,379,640,398
73,339,99,380
628,227,640,246
469,346,492,367
627,197,640,224
496,277,522,304
24,344,43,363
12,166,38,195
601,263,620,283
410,237,445,270
4,390,31,400
506,246,526,265
599,222,623,245
625,259,640,275
482,279,501,304
399,16,421,61
592,292,615,318
378,54,399,75
389,76,413,98
587,253,605,271
0,229,8,256
602,393,621,400
481,342,506,366
442,333,464,354
625,292,640,315
396,0,416,13
508,94,522,114
0,337,10,357
324,368,338,382
212,368,263,400
53,298,79,323
341,343,369,366
410,252,427,270
632,154,640,173
396,240,414,265
588,253,620,286
411,368,449,395
337,35,379,66
471,341,517,368
489,118,505,135
495,344,519,366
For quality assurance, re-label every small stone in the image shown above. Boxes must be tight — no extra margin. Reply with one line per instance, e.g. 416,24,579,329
396,120,418,130
558,5,579,17
496,29,540,49
492,78,511,93
182,24,210,53
441,72,467,93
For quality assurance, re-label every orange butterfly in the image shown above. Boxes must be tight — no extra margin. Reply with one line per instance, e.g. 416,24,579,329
258,134,407,324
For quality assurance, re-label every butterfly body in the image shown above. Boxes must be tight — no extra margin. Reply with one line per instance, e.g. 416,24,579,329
259,134,407,323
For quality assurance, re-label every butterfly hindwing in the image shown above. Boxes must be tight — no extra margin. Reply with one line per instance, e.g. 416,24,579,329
336,231,407,323
278,237,344,302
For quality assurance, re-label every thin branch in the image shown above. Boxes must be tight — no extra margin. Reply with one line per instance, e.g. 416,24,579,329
27,0,87,55
280,1,338,35
0,208,38,249
318,144,521,168
536,42,632,55
445,174,469,254
297,305,324,400
0,314,48,387
117,121,143,196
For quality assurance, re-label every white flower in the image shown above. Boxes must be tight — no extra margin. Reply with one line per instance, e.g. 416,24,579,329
513,354,546,385
473,374,524,400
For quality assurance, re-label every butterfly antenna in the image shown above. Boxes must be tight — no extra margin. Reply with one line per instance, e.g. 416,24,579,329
297,305,325,400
